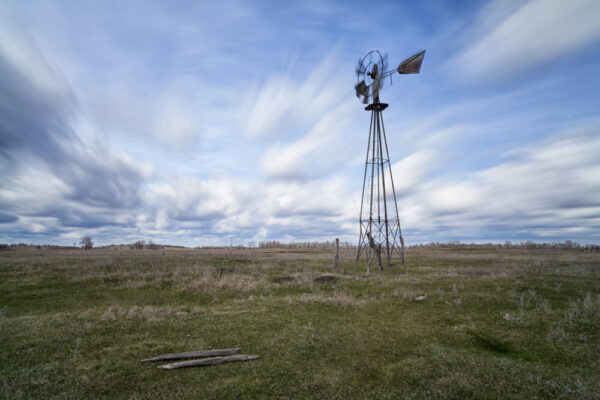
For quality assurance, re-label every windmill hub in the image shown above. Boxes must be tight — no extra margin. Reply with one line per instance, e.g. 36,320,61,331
354,49,425,273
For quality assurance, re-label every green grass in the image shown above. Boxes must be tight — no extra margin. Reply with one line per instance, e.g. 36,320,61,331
1,247,599,399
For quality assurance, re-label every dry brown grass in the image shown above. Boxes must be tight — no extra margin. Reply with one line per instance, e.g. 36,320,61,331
101,304,196,321
286,291,368,306
185,273,268,293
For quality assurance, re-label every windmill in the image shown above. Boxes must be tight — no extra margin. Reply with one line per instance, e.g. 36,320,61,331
354,50,425,273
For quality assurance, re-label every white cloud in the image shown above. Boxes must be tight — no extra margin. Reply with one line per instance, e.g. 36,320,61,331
259,101,354,179
399,122,600,240
241,77,296,137
0,160,69,214
453,0,600,79
0,18,73,103
241,49,361,180
134,171,358,244
391,149,440,196
0,16,152,239
239,50,350,138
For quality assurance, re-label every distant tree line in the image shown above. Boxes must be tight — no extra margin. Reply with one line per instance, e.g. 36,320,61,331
0,243,80,250
411,240,599,251
258,240,353,249
255,240,599,251
131,240,161,250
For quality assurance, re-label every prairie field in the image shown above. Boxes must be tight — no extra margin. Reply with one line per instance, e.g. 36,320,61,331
1,246,599,399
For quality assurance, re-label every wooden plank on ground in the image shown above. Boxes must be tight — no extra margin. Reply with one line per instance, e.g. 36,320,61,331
157,354,260,370
140,348,240,362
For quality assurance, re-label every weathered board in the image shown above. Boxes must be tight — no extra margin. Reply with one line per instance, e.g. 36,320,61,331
157,354,260,370
140,348,240,362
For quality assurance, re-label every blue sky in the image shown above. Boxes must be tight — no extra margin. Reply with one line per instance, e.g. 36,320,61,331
1,0,599,246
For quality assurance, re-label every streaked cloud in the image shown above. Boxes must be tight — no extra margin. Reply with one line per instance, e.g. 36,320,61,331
0,15,151,238
452,0,600,80
400,122,600,241
259,101,354,180
239,51,350,138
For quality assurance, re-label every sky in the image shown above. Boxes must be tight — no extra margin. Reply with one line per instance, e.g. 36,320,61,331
1,0,600,247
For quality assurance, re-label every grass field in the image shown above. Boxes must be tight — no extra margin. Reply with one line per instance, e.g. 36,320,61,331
1,246,599,399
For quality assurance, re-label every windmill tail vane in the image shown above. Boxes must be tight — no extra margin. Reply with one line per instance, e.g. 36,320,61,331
397,50,425,75
354,49,425,274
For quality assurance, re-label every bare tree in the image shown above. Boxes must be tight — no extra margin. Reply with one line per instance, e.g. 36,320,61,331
80,236,93,250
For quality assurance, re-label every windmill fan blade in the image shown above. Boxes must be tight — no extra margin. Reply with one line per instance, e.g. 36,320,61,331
382,53,388,72
397,50,426,74
355,80,369,101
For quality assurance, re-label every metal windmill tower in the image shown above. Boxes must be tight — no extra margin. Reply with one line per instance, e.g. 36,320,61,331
354,50,425,273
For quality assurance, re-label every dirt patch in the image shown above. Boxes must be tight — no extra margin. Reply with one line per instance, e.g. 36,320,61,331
273,276,295,283
314,275,338,283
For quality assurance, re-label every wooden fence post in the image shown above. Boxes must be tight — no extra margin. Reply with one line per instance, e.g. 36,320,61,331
334,238,339,269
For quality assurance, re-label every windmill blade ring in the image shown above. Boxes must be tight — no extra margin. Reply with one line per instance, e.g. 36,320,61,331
355,50,386,102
